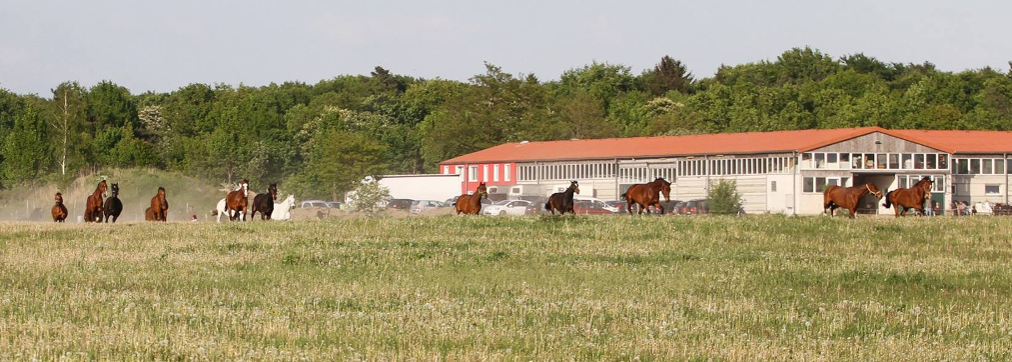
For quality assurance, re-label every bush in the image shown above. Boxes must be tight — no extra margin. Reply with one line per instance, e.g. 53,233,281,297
707,179,743,215
348,180,390,215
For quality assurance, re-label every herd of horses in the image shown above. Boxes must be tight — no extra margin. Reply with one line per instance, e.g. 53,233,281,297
50,179,294,223
51,175,937,222
451,176,934,218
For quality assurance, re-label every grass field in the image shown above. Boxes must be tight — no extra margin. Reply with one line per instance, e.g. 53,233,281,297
1,215,1011,360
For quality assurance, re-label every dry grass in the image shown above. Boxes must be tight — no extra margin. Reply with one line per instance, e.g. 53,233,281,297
1,215,1011,360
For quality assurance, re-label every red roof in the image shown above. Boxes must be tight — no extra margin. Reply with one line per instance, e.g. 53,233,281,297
441,127,1012,164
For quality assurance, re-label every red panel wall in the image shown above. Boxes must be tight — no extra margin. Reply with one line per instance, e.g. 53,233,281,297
440,162,517,194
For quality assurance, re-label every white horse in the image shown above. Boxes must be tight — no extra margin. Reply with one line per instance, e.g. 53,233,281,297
272,195,295,220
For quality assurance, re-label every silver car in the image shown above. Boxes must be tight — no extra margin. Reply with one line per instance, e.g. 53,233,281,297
411,200,445,214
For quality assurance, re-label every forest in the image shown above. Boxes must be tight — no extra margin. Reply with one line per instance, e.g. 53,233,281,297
1,47,1011,200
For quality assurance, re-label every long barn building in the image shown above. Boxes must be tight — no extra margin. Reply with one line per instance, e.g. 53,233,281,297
439,127,1012,215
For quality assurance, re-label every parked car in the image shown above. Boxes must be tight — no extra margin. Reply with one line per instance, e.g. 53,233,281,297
657,200,682,215
300,200,330,208
327,201,344,210
483,200,532,216
683,199,709,215
411,200,444,214
525,198,547,214
446,195,493,206
672,201,688,214
574,196,619,213
387,199,415,210
605,200,627,213
573,200,614,214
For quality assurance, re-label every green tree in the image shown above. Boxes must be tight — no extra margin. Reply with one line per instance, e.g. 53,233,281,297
643,55,694,95
2,105,49,185
348,179,391,215
308,128,388,201
49,82,88,175
707,179,743,215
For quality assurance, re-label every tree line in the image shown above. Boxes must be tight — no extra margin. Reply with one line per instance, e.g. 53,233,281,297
1,47,1010,199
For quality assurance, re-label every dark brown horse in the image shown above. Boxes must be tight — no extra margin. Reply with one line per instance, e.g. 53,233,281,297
883,177,933,217
84,180,107,223
455,182,488,215
144,187,168,221
823,182,883,218
103,183,123,223
622,178,672,215
546,181,580,215
52,192,68,222
225,179,250,221
250,183,277,220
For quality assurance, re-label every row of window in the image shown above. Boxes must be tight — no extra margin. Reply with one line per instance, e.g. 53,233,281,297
803,175,948,194
444,165,512,183
952,158,1007,175
516,156,797,181
802,152,950,171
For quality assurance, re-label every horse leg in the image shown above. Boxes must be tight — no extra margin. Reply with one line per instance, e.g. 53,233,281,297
654,202,665,215
626,200,634,215
847,206,856,219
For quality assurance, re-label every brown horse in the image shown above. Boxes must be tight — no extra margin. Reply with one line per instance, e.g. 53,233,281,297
84,180,107,223
883,177,933,217
52,192,68,222
622,178,672,215
823,182,883,218
455,182,488,215
546,181,580,215
144,187,168,221
225,179,250,221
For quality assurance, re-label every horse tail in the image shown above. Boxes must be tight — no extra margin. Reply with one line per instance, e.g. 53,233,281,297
620,192,627,200
882,189,892,208
211,209,218,216
545,199,552,211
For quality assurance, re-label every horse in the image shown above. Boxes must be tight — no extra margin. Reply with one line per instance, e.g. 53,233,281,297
103,183,123,223
455,182,488,215
250,183,277,220
546,181,580,215
225,179,250,221
212,186,258,222
883,177,934,217
52,192,68,222
621,178,672,215
144,187,168,222
272,195,295,220
84,180,107,222
823,182,883,218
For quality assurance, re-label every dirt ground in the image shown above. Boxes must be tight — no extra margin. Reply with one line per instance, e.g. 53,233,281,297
288,206,456,220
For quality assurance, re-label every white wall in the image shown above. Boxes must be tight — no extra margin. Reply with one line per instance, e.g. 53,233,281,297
378,175,462,201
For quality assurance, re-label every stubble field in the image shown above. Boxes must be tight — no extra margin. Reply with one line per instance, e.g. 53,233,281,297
1,215,1011,360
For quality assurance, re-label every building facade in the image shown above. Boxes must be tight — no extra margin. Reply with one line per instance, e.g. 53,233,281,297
440,127,1012,215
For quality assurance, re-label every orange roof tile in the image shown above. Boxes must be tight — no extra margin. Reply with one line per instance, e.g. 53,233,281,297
442,127,1012,164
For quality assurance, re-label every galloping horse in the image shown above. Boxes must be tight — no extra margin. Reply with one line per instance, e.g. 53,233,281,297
144,187,168,221
52,192,68,222
455,182,488,215
546,181,580,215
103,183,123,223
883,177,933,217
84,180,107,222
225,179,250,221
250,183,277,220
272,194,295,220
823,182,883,218
622,178,672,215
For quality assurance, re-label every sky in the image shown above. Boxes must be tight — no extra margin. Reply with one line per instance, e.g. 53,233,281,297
1,0,1009,96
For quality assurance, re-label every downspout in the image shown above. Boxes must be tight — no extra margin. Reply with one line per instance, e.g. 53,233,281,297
704,155,710,198
792,151,798,216
464,163,470,195
1005,153,1009,204
613,158,620,201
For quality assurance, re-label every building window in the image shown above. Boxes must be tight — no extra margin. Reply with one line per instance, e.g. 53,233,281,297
971,159,981,174
927,154,937,169
902,154,912,169
771,181,777,192
504,164,511,181
442,166,449,174
493,164,500,182
468,166,478,182
864,154,875,169
938,154,948,170
997,160,1005,175
483,165,489,182
986,185,1001,195
456,166,465,177
983,159,993,174
814,153,825,169
803,177,814,193
802,153,812,168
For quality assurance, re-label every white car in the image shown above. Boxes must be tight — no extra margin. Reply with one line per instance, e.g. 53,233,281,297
574,196,619,213
482,200,531,216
